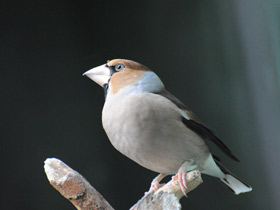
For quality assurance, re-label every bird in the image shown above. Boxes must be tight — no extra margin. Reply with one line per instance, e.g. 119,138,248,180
83,59,252,195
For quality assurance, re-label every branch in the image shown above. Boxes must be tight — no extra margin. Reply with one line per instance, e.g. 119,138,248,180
44,158,203,210
130,170,203,210
44,158,114,210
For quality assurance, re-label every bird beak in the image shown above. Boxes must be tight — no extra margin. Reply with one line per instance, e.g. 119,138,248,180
83,64,111,87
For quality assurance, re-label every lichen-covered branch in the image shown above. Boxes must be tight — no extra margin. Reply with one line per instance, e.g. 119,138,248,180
44,158,203,210
44,158,114,210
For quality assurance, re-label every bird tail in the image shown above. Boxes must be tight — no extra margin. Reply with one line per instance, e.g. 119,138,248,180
214,159,252,195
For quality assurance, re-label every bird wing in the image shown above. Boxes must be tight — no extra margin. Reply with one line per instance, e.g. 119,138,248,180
154,89,239,162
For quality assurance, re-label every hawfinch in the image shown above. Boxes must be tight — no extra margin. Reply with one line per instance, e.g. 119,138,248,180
83,59,252,195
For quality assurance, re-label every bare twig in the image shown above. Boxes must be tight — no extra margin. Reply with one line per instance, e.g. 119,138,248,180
44,158,114,210
130,170,203,210
44,158,203,210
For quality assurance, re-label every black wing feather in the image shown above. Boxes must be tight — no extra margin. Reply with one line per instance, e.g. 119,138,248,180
154,89,239,162
182,118,239,162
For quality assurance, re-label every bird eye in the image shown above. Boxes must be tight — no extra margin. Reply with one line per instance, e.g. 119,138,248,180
115,63,125,71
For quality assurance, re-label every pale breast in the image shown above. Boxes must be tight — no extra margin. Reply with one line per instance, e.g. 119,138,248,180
102,92,210,174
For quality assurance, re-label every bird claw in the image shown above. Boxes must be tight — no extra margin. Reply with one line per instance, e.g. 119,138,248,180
148,173,166,193
173,169,188,197
149,182,165,192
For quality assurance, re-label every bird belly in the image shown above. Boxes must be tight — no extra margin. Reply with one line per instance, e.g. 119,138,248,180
102,93,210,174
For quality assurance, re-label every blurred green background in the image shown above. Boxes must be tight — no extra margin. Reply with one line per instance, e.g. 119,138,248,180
1,0,280,209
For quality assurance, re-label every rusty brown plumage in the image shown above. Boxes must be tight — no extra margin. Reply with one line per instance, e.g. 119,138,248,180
107,59,151,94
107,59,151,71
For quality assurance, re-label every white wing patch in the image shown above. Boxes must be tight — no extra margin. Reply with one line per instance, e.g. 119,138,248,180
179,109,191,120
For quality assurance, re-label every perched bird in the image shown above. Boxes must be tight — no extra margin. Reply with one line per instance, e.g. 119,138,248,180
83,59,252,195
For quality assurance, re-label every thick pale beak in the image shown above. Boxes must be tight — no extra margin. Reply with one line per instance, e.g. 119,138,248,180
83,64,111,87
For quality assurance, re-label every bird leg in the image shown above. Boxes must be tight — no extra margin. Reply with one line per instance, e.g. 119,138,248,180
172,161,195,197
148,173,166,192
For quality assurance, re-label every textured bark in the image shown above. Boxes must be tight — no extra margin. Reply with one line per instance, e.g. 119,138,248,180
44,158,203,210
130,170,203,210
44,158,114,210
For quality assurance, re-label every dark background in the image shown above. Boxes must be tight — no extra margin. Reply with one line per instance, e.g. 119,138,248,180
1,0,280,209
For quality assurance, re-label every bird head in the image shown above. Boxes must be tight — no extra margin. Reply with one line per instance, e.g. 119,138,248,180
83,59,164,97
